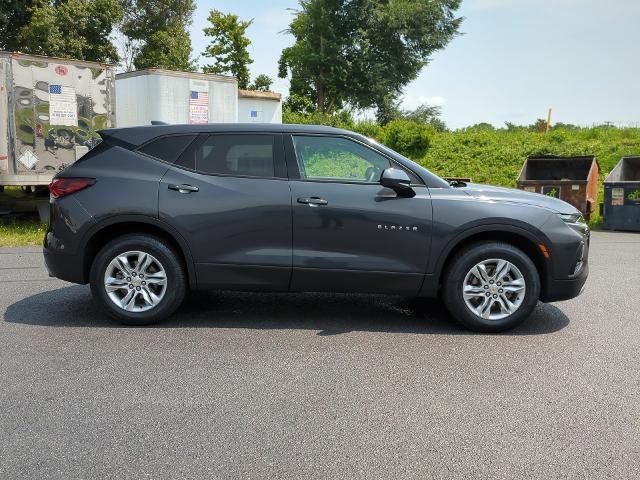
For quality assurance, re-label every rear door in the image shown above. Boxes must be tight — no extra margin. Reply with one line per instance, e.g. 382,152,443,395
156,133,292,291
286,134,432,295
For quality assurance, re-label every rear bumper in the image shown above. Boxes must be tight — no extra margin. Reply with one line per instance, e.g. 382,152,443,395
541,263,588,302
43,246,86,284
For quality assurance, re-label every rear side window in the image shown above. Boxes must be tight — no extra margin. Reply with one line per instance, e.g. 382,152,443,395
187,135,276,178
138,135,196,163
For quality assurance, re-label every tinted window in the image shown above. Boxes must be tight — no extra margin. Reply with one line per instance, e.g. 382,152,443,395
194,135,275,177
138,135,196,163
292,136,391,182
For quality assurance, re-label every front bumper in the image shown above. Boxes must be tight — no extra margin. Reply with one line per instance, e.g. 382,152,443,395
541,262,589,302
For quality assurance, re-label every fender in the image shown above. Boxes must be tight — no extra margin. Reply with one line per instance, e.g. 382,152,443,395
80,214,198,288
430,221,551,275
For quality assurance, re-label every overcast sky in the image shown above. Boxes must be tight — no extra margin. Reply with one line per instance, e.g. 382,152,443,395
189,0,640,129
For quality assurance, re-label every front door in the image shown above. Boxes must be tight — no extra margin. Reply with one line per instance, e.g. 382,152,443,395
158,133,292,291
287,134,432,295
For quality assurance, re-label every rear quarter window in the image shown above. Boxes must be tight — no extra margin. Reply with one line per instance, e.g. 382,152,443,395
138,135,196,163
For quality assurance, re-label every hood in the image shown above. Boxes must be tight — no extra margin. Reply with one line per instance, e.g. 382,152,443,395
456,183,581,214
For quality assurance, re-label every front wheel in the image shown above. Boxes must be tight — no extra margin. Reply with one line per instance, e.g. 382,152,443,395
442,242,540,332
90,234,187,325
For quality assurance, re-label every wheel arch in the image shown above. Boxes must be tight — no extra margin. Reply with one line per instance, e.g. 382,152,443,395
80,215,197,288
429,224,551,297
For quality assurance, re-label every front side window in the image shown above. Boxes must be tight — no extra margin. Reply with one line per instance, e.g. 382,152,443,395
184,135,276,178
292,136,391,183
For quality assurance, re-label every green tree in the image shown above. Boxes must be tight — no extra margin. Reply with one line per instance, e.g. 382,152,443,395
466,122,496,131
134,27,194,71
278,0,348,113
0,1,40,51
375,94,404,125
404,104,447,132
279,0,462,115
202,10,253,88
283,93,315,115
376,99,447,132
18,0,123,63
529,118,549,133
121,0,196,71
248,74,273,92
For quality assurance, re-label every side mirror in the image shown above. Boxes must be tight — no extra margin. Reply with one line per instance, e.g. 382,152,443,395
380,168,415,197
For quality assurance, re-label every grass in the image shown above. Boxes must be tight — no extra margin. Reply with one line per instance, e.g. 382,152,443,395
0,221,46,248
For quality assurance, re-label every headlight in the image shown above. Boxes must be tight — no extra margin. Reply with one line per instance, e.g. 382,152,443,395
558,213,586,225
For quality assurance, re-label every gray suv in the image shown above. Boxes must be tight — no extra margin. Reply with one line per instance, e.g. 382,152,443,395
44,124,589,332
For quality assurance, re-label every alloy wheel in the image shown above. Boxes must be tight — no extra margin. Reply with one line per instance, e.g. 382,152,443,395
462,258,526,320
103,250,168,312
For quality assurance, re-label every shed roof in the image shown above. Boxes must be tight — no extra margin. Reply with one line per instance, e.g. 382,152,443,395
238,89,282,101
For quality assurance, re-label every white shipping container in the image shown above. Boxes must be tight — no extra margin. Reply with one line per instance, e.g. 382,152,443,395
115,69,238,128
238,89,283,124
0,52,115,186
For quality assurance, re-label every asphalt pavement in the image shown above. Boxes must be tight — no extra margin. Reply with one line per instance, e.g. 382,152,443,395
1,231,639,479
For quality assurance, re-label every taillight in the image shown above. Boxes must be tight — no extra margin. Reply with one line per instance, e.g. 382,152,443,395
49,178,95,198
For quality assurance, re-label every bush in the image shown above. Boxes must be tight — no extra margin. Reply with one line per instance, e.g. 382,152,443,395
282,109,355,130
352,121,382,140
379,119,433,158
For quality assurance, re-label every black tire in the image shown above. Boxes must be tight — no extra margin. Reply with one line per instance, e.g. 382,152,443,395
90,234,187,325
442,242,540,332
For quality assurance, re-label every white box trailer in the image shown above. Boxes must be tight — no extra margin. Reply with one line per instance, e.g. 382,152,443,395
115,68,238,127
238,89,282,124
0,52,115,186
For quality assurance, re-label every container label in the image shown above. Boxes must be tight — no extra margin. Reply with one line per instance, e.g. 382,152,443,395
49,85,78,127
627,188,640,205
189,79,209,124
612,187,624,206
18,150,38,170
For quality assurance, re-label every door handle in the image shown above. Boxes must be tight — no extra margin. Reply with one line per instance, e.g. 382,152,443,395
297,197,328,206
168,184,199,193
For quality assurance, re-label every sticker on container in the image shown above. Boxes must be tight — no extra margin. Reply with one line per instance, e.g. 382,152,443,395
18,150,38,170
189,79,209,124
572,184,580,191
542,186,560,198
523,186,537,193
627,188,640,205
611,188,624,206
49,85,78,127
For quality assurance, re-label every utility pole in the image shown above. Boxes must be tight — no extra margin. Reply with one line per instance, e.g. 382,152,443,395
546,108,553,133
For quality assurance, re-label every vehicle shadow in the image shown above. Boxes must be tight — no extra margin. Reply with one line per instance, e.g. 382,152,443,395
3,285,570,336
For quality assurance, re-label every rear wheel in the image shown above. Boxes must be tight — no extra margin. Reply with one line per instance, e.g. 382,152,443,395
442,242,540,332
90,234,187,325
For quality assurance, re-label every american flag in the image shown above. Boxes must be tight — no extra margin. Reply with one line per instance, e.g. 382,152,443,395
189,90,209,124
190,90,208,105
49,84,75,102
